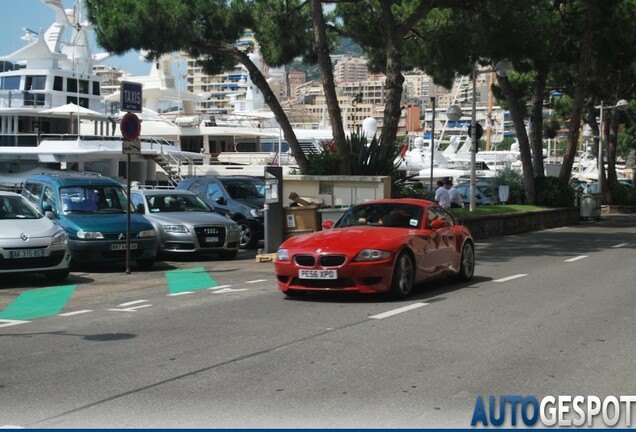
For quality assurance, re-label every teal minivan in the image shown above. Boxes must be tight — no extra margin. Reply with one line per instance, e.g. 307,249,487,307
22,173,157,268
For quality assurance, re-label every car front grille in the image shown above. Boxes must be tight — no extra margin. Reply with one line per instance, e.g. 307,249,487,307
194,226,227,247
294,254,346,267
294,255,315,266
319,255,346,267
102,232,145,240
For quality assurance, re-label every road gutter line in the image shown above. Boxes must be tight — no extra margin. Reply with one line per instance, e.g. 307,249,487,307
369,302,428,320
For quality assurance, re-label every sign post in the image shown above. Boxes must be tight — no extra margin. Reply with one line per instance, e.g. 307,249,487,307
120,82,142,274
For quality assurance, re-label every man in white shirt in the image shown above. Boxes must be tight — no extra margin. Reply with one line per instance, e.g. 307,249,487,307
445,180,464,208
434,180,451,208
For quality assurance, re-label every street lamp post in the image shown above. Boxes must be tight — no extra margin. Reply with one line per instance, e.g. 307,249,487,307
430,97,436,192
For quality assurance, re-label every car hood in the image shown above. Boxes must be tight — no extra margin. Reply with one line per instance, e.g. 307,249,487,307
234,197,264,210
280,226,410,255
0,218,60,239
144,212,234,226
59,213,153,235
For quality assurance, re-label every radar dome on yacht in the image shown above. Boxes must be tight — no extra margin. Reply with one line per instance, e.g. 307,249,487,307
362,117,377,137
413,137,424,148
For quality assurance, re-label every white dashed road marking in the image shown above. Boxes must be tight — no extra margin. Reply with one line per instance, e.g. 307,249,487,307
494,274,528,283
208,285,233,290
245,279,268,284
612,243,628,248
0,319,29,328
58,310,92,316
214,288,249,294
565,255,588,262
108,300,152,312
168,292,194,296
370,302,428,320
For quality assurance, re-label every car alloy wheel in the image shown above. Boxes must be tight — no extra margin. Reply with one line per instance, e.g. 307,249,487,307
237,220,258,249
390,252,414,299
457,242,475,281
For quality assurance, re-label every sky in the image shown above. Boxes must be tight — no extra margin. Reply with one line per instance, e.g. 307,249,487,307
0,0,151,76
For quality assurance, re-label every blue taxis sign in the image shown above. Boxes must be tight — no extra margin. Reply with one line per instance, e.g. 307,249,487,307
120,81,142,113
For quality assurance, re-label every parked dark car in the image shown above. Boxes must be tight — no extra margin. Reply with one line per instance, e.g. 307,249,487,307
176,176,264,249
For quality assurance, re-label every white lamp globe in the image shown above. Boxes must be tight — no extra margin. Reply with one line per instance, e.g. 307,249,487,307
362,117,378,137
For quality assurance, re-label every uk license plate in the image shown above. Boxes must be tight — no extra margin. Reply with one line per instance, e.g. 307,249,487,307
205,236,219,243
110,243,138,251
298,269,337,279
9,249,45,259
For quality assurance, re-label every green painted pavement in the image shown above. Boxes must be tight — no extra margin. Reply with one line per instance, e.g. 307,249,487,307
0,285,77,320
166,267,218,294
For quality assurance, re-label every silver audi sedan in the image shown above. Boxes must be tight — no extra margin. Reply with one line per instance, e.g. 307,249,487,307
130,189,240,259
0,191,71,281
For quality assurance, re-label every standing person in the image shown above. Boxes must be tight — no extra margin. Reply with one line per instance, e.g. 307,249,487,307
434,180,451,208
445,180,464,208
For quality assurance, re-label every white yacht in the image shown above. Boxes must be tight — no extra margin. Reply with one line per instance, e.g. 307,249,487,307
0,0,203,189
99,51,334,177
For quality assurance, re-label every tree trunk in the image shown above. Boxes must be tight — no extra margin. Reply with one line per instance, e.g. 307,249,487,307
530,71,547,178
559,24,593,188
497,74,536,204
380,42,405,151
309,0,350,174
221,42,310,173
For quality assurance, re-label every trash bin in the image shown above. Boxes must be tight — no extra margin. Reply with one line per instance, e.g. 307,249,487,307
283,205,320,239
580,194,601,221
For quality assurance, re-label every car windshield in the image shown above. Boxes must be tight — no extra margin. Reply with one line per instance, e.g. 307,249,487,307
0,195,42,220
221,179,265,199
60,186,129,214
335,203,423,229
147,194,211,213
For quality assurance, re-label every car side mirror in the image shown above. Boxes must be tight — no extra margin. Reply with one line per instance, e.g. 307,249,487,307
136,203,145,214
45,210,55,219
322,220,334,229
430,219,447,229
42,203,52,213
216,197,227,205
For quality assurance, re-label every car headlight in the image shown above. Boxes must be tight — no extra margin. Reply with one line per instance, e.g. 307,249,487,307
228,223,240,232
51,230,68,245
138,229,157,238
354,249,391,262
162,225,188,233
250,208,261,218
276,248,290,261
77,230,104,239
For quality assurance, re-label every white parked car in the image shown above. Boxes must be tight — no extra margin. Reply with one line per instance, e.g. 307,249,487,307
0,191,71,281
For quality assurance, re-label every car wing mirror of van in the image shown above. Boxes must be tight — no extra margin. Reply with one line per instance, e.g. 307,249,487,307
42,203,52,213
136,203,146,214
44,210,55,219
322,220,335,229
215,197,227,205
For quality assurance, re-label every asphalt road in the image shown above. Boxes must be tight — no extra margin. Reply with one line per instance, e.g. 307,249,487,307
1,215,635,428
